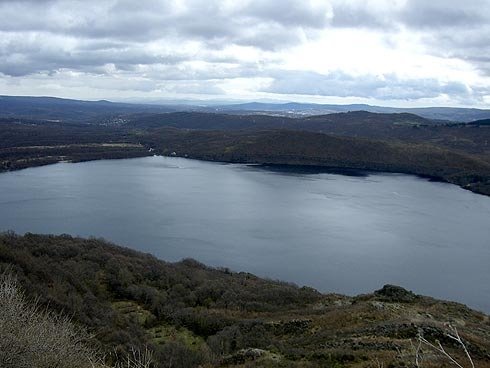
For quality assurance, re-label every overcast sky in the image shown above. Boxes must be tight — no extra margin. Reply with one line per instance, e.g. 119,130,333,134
1,0,490,107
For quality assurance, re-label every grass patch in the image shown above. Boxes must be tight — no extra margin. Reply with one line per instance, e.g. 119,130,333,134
147,324,206,350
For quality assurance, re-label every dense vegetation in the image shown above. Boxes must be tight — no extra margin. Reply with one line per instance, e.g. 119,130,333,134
0,233,489,367
0,119,150,171
128,111,490,158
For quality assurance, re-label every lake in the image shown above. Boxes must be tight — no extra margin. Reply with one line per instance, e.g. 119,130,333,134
1,156,489,312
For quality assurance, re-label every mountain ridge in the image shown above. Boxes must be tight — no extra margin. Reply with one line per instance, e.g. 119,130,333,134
2,95,490,122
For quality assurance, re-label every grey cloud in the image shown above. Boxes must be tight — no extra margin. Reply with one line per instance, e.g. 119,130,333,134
1,0,490,103
232,24,307,51
0,0,330,46
265,70,475,101
0,0,334,78
60,72,161,93
0,32,190,76
331,3,394,29
135,61,265,82
164,81,225,95
398,0,489,29
328,1,490,31
329,1,490,77
412,24,490,76
243,0,332,28
0,26,263,79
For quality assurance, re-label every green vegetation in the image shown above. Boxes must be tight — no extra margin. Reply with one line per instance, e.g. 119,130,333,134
1,233,489,367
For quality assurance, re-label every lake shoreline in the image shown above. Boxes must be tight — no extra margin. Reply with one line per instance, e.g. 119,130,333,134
1,151,488,198
1,230,488,315
2,155,489,313
167,153,490,197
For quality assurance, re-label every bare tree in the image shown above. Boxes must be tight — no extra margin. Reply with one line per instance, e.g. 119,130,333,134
0,271,153,368
107,347,153,368
414,324,475,368
0,270,98,368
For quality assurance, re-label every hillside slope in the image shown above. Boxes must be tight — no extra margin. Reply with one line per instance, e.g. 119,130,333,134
0,233,489,367
129,111,490,158
127,111,433,130
145,128,490,196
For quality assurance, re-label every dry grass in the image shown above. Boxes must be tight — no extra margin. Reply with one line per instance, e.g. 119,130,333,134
0,270,152,368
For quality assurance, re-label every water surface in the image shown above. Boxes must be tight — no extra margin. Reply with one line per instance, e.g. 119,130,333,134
1,156,489,312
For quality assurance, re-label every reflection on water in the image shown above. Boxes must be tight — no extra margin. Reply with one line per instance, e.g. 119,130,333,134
0,156,489,312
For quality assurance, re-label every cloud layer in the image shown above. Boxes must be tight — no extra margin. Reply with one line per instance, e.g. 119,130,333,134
1,0,489,106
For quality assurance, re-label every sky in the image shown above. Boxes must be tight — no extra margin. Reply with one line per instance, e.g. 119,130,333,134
1,0,490,107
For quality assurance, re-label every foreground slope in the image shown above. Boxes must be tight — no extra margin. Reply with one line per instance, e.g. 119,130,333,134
0,233,489,367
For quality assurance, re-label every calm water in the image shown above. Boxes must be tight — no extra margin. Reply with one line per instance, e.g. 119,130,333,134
1,156,489,312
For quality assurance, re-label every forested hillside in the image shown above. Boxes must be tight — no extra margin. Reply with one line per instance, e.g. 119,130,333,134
0,233,489,367
144,128,490,195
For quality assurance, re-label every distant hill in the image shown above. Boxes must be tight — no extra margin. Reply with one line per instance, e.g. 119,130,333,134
214,102,490,122
468,118,490,126
0,95,178,122
127,111,490,157
2,95,490,123
127,110,433,130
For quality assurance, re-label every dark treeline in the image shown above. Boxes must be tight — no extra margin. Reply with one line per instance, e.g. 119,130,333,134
0,120,150,172
0,120,135,147
0,144,149,172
